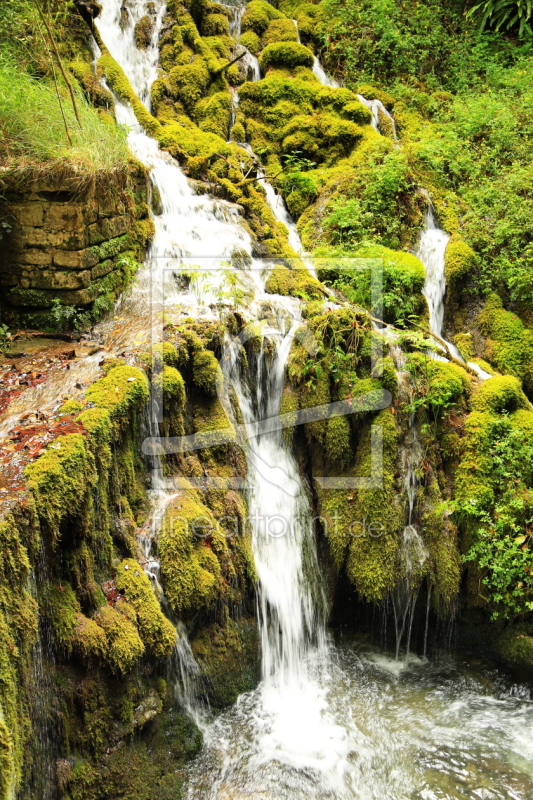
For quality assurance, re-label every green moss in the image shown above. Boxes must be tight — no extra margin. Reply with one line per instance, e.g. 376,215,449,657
159,492,227,613
71,614,108,661
202,13,230,35
265,264,324,299
259,42,315,72
85,365,149,418
115,559,176,659
454,332,475,362
477,294,533,392
262,18,299,46
341,100,373,125
242,0,284,34
192,349,222,395
470,375,527,413
134,15,154,49
98,51,162,137
191,618,259,708
324,415,352,469
445,236,477,286
25,433,96,541
495,625,533,672
357,84,395,110
0,512,38,800
58,399,85,415
240,30,261,55
196,90,232,139
95,605,145,674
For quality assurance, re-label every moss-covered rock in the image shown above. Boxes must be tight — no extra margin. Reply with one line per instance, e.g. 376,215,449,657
115,559,176,658
95,605,145,674
445,235,477,286
259,42,315,72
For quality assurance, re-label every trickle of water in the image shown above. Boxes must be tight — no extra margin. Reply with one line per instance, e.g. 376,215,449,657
417,207,492,379
356,94,398,138
418,207,450,339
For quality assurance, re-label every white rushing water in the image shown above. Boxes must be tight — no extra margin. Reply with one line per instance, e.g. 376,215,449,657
417,207,492,378
92,3,531,798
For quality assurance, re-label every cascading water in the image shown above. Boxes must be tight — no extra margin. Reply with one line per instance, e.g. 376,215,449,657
89,3,533,798
417,206,492,378
356,94,397,138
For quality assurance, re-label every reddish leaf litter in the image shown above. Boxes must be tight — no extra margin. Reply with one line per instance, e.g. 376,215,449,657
0,331,101,417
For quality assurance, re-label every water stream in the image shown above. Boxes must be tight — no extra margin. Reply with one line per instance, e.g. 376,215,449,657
12,1,533,796
91,2,533,797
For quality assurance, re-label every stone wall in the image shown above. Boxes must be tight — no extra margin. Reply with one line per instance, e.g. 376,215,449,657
0,165,153,328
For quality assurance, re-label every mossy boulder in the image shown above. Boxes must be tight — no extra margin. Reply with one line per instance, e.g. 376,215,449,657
470,375,527,414
259,41,315,72
159,491,227,613
25,433,97,541
477,293,533,393
242,0,284,34
495,625,533,672
192,349,222,395
95,605,145,674
262,18,299,46
445,236,477,286
115,559,176,658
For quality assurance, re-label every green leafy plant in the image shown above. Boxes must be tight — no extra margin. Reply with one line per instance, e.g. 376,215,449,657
467,0,533,38
462,416,533,617
0,323,11,354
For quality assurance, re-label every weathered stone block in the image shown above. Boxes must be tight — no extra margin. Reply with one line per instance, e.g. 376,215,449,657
89,233,130,262
18,249,52,266
29,269,92,290
91,259,116,280
23,227,87,250
44,204,85,230
52,249,99,269
86,215,131,246
9,203,44,227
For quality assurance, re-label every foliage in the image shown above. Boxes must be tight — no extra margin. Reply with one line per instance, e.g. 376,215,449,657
467,0,533,37
461,414,533,618
0,53,130,173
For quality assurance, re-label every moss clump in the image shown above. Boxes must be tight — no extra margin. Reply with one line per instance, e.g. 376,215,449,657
454,332,474,362
159,491,228,614
357,84,395,110
85,365,149,418
192,349,222,395
265,264,325,299
0,512,38,800
134,15,154,49
115,559,176,658
95,605,145,674
191,618,259,708
242,0,284,34
495,625,533,672
240,29,261,55
470,375,527,414
477,293,533,393
262,18,299,46
196,90,232,139
58,399,85,415
259,42,315,72
445,236,477,286
71,614,108,661
25,433,97,541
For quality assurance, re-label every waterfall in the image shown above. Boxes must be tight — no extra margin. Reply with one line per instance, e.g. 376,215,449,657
417,207,491,378
418,207,450,339
356,94,397,138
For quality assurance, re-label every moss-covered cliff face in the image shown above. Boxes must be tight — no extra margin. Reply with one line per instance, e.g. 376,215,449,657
0,328,259,799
